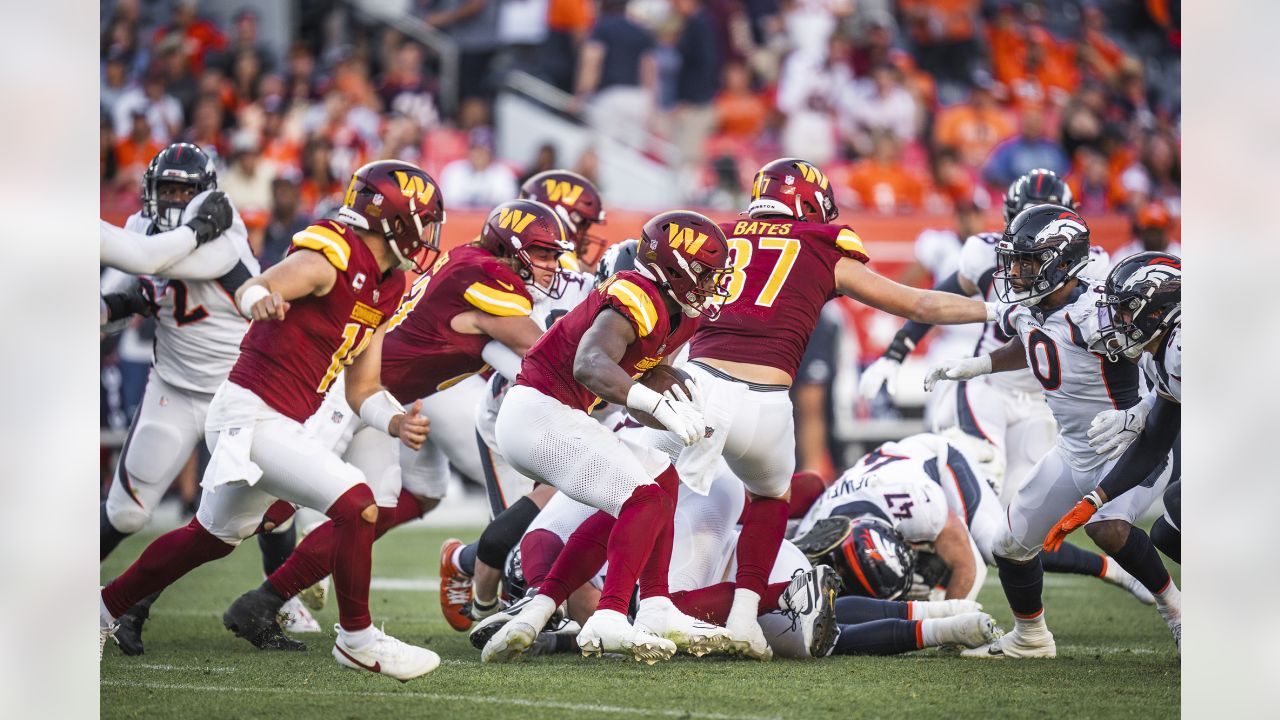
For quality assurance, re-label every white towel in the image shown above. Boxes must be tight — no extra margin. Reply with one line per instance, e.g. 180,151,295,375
674,369,741,495
201,424,263,491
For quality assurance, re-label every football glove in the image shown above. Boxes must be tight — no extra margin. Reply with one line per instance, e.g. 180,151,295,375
185,190,234,245
922,355,992,392
627,382,705,446
1088,401,1152,460
1044,491,1103,552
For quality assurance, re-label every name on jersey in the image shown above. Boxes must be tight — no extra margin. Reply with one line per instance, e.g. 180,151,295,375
349,302,384,328
635,356,663,372
732,221,792,236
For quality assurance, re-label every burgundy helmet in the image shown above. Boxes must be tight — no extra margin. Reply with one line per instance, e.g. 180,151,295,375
637,210,732,320
748,158,839,223
518,170,607,265
337,159,446,272
478,199,575,298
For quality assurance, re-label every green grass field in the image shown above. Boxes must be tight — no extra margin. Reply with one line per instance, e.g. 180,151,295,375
101,525,1179,719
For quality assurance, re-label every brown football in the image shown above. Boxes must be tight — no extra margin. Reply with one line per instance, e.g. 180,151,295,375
629,365,694,430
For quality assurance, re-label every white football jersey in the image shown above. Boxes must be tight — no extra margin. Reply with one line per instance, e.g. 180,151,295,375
1139,323,1181,403
122,205,259,393
997,280,1140,470
795,440,949,545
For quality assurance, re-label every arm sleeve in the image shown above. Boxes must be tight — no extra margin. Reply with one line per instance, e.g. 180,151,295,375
99,219,197,274
1097,395,1181,501
482,340,524,382
155,211,251,280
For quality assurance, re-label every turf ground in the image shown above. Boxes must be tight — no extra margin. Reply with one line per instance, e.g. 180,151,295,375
101,525,1179,719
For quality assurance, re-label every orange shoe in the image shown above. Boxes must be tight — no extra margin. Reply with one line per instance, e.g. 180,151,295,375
439,538,474,631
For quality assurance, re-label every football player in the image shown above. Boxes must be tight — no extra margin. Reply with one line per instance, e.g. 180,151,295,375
480,210,733,663
1045,253,1182,565
519,169,607,273
221,199,574,642
922,205,1180,657
100,160,443,680
859,169,1081,504
663,158,994,657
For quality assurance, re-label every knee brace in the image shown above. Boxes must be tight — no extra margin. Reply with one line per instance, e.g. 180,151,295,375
477,496,541,569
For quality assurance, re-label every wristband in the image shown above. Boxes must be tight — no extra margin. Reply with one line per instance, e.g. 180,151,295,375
1083,490,1104,509
984,302,999,322
626,383,663,414
359,390,405,434
883,330,916,363
238,285,269,319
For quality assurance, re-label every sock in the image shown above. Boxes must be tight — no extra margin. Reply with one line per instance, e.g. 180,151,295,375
457,542,479,577
788,471,827,519
919,618,944,647
477,496,542,569
831,619,921,656
1107,526,1172,595
760,581,790,613
100,501,131,561
537,510,615,605
1041,542,1106,577
837,596,909,623
597,485,672,614
634,466,682,599
326,484,377,632
734,496,789,596
101,517,234,618
1150,516,1181,563
520,529,567,588
994,554,1045,620
1155,580,1181,616
339,624,375,650
671,583,735,625
100,593,116,626
257,522,296,576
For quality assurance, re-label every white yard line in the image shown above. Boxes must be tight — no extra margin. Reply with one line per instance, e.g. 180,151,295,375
99,680,782,720
1058,645,1160,656
369,578,439,591
130,663,237,673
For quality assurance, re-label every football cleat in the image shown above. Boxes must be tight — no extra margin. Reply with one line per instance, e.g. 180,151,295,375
634,596,731,657
223,587,307,651
112,592,160,656
470,591,563,650
99,587,116,661
332,625,440,681
479,593,557,663
577,609,676,665
1159,603,1182,653
779,565,843,658
725,616,773,661
465,596,504,622
298,576,329,612
910,599,983,619
1100,560,1156,605
279,596,322,633
792,516,853,562
928,612,999,648
439,538,475,631
962,620,1054,659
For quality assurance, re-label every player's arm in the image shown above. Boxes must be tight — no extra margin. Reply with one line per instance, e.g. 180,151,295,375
234,249,338,321
923,336,1025,391
99,191,234,274
932,512,979,599
454,311,544,356
344,322,430,450
101,278,158,325
834,257,992,325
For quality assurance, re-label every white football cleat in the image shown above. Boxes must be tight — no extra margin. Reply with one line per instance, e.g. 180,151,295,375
1158,603,1181,652
577,609,676,665
778,565,842,658
725,616,773,661
299,575,330,612
99,587,116,661
911,599,983,619
962,619,1054,659
279,596,322,633
634,596,731,657
480,593,557,663
928,612,999,648
1101,561,1155,605
332,625,440,681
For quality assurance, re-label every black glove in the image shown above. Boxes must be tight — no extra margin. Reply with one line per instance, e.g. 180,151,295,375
102,279,157,323
185,190,233,245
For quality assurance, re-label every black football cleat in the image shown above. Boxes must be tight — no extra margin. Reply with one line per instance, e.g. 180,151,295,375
792,517,854,562
113,592,161,656
223,587,307,651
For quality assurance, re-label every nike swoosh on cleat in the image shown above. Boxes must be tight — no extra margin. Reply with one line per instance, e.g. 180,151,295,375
336,645,381,673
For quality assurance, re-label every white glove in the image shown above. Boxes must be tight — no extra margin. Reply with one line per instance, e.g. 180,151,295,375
859,357,903,400
922,355,992,392
985,302,1000,322
1088,402,1152,459
627,383,705,446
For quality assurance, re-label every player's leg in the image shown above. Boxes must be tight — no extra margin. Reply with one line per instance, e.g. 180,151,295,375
465,484,554,621
1002,392,1058,505
1150,479,1181,563
953,378,1014,502
420,375,487,486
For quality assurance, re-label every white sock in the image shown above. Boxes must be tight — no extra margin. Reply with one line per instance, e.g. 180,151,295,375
100,593,116,627
727,588,761,626
1013,612,1047,633
450,545,466,571
339,624,376,650
919,618,943,647
1155,581,1181,617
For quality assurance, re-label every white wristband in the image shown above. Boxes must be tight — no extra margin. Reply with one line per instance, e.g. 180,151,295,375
238,285,269,319
984,302,999,323
359,390,404,434
626,383,663,414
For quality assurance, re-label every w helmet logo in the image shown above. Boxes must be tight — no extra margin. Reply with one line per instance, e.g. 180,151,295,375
667,223,709,254
497,207,537,233
796,162,829,190
393,171,436,206
542,180,584,205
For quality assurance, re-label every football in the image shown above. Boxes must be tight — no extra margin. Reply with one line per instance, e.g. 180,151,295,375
629,364,695,430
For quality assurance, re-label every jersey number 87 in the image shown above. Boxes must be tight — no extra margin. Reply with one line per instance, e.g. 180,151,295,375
722,237,800,307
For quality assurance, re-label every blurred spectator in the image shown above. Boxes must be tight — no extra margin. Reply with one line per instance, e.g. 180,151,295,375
260,177,310,268
776,36,853,164
101,114,120,185
214,9,277,76
982,105,1069,187
849,10,896,77
541,0,595,92
1116,131,1180,215
221,130,276,230
692,155,747,211
671,0,723,173
840,63,920,159
102,15,149,81
1116,200,1180,258
845,131,930,213
114,111,164,190
113,66,183,145
932,71,1015,171
1068,145,1113,216
102,46,134,114
1058,83,1107,160
574,146,600,185
183,96,228,159
714,62,768,141
704,0,754,66
781,0,852,62
298,137,344,217
1078,4,1130,86
378,42,440,130
793,301,845,480
929,146,988,212
228,51,265,113
439,127,518,208
420,0,501,103
286,43,320,101
382,113,425,164
258,99,302,173
576,0,658,149
150,0,227,76
1005,26,1079,109
898,0,981,88
496,0,550,77
519,142,559,186
1109,58,1157,135
158,37,202,121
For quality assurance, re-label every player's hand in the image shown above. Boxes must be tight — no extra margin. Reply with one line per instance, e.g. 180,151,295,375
651,395,705,447
859,357,902,400
185,190,234,244
391,400,430,451
666,376,705,411
922,355,992,391
1044,492,1103,552
1088,404,1149,459
250,291,290,321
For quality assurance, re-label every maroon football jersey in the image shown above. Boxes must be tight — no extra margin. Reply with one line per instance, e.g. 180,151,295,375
228,220,405,422
688,218,870,379
518,270,698,412
381,245,533,403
